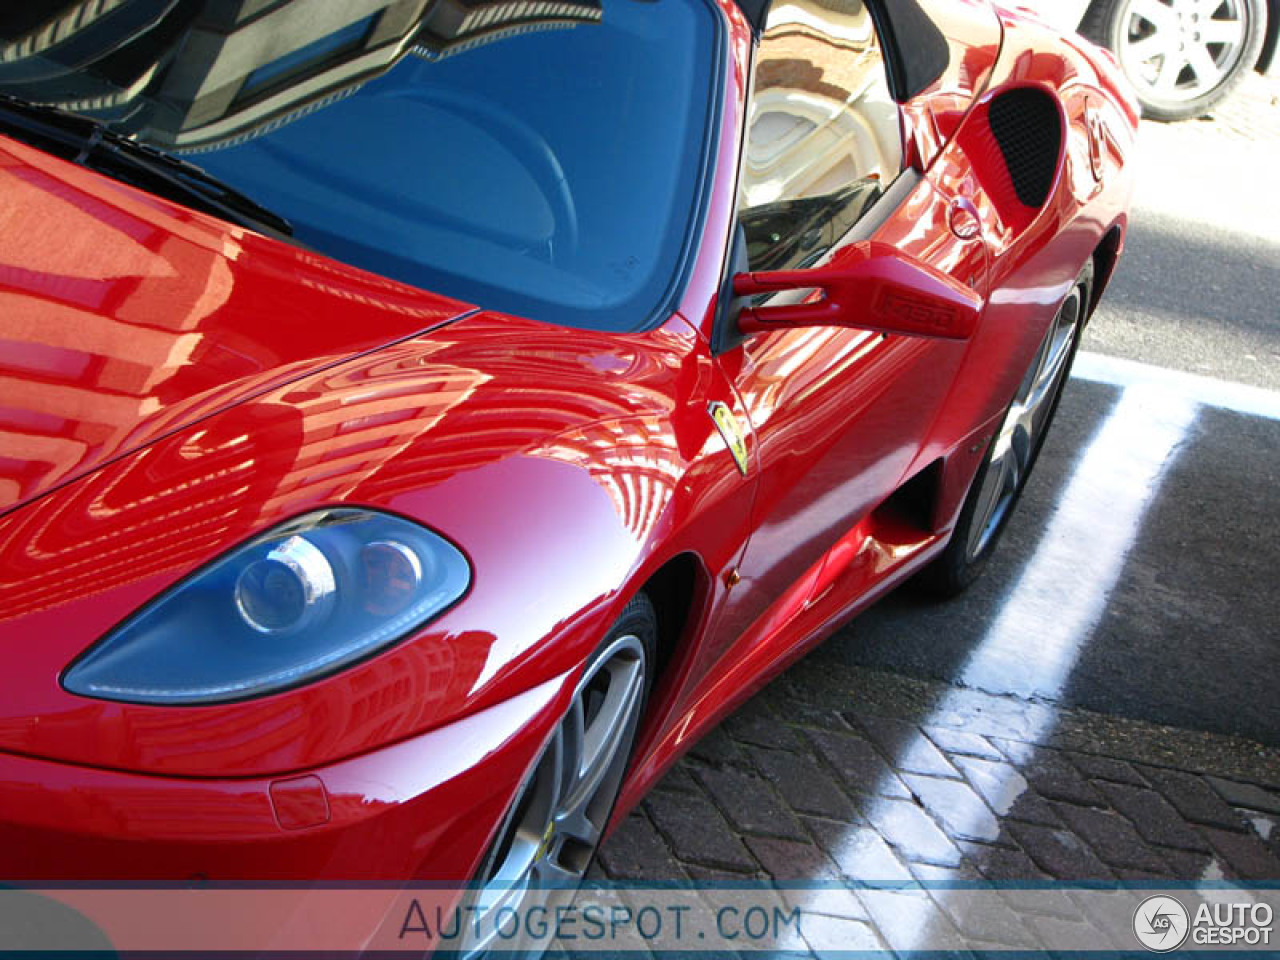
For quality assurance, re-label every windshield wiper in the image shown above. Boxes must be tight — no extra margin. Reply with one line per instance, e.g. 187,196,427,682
0,94,294,239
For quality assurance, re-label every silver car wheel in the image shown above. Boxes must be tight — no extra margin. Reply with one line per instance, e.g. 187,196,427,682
458,632,648,958
1115,0,1252,105
966,284,1084,561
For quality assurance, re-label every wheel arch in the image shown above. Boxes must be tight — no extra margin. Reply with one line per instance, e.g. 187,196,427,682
637,551,711,695
1088,221,1126,320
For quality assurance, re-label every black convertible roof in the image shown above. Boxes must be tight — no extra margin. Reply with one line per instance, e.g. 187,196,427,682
733,0,951,103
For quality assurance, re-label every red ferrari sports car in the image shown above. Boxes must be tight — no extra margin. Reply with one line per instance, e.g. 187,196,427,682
0,0,1135,951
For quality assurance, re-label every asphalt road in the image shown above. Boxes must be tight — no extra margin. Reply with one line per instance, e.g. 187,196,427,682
1082,73,1280,390
831,75,1280,748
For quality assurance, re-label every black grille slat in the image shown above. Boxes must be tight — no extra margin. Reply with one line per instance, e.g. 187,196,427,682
988,88,1061,208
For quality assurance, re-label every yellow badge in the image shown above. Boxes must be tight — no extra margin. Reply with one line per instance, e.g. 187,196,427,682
535,822,555,861
709,402,749,477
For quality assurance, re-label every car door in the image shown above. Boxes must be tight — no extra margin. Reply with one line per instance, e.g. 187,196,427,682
709,0,990,655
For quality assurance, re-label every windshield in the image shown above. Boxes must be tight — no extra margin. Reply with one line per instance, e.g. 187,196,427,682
0,0,721,331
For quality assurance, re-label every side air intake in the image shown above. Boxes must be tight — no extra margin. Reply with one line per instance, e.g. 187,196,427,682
987,87,1062,209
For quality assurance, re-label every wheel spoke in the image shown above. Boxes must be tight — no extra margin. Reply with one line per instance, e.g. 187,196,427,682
1185,42,1225,86
560,697,586,800
1153,49,1188,91
1127,32,1175,63
555,804,603,849
1200,17,1245,45
566,652,644,810
1129,0,1178,30
967,445,1011,558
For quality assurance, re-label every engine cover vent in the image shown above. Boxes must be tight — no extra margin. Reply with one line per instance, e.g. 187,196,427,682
987,88,1061,209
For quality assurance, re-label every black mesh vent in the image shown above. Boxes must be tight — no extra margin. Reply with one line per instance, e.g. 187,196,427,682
988,88,1061,209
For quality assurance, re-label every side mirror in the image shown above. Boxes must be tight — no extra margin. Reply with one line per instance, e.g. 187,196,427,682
732,241,981,340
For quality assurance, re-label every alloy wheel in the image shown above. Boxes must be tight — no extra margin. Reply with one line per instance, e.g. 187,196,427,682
457,633,648,958
965,284,1084,561
1115,0,1252,106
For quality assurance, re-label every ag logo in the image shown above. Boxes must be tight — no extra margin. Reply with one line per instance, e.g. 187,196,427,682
1133,895,1190,952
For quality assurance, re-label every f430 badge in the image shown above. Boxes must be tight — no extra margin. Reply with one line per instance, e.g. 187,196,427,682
709,402,749,477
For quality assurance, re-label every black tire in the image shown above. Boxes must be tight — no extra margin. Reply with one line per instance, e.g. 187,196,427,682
1081,0,1267,121
457,594,657,958
920,260,1094,598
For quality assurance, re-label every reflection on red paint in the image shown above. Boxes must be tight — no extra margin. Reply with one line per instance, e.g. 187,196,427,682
0,0,1137,891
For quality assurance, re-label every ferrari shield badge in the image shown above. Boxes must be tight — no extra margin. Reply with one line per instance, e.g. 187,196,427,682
709,402,749,477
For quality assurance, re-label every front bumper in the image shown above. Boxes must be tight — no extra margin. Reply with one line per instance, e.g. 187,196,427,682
0,674,568,883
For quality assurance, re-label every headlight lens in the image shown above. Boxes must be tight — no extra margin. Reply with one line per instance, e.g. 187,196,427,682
62,509,470,705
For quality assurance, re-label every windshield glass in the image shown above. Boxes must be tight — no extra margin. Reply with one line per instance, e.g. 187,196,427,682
0,0,720,331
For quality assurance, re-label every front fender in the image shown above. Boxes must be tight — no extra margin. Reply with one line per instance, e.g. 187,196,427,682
0,312,752,778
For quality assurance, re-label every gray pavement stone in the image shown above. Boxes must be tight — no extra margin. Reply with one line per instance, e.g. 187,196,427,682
1207,776,1280,815
653,764,701,795
952,755,1062,828
1152,845,1221,882
1068,753,1149,787
903,773,1004,844
693,765,806,841
956,841,1048,882
924,726,1005,761
1047,711,1280,789
1111,868,1170,882
1246,812,1280,850
1001,822,1114,882
1022,913,1110,956
748,745,862,823
804,729,912,799
686,725,751,770
864,797,963,867
1094,780,1211,852
1138,766,1248,831
855,889,961,953
598,810,688,881
798,912,883,953
1049,804,1169,874
806,819,914,886
743,835,836,882
644,790,756,873
908,859,985,885
846,715,960,779
1007,749,1105,808
954,842,1086,920
745,836,870,921
723,701,803,752
911,864,1041,948
761,686,853,731
1200,826,1280,881
747,834,875,926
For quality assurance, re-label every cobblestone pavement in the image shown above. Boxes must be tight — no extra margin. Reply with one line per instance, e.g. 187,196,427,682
593,658,1280,951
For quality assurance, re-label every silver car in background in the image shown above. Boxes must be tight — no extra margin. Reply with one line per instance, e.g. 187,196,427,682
1013,0,1276,120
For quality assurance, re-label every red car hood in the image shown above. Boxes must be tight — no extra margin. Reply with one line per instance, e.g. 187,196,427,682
0,138,473,516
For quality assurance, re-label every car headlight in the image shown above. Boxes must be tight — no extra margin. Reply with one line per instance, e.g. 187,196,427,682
62,508,470,705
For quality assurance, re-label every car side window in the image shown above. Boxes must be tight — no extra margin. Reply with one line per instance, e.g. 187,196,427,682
739,0,904,273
